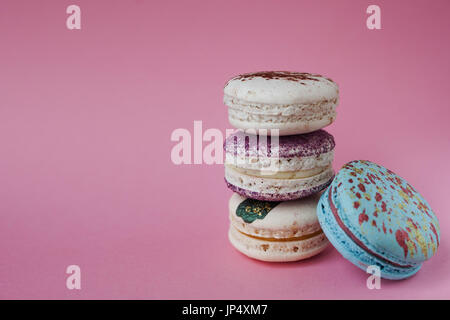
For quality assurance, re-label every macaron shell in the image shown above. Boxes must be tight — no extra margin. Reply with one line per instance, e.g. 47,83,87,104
229,193,322,238
224,71,339,105
331,160,439,265
224,129,335,159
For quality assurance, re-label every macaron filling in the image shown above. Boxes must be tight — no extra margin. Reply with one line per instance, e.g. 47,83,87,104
225,164,332,179
224,165,334,197
327,187,412,269
225,150,334,173
235,228,324,242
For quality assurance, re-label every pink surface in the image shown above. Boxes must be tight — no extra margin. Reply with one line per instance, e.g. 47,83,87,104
1,0,450,299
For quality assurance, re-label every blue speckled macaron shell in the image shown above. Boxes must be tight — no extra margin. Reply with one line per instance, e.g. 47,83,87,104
329,160,440,266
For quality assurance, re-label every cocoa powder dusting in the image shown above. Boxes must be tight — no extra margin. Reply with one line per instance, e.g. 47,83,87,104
233,71,332,83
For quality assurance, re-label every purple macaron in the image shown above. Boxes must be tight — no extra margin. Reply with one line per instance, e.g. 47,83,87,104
224,130,335,201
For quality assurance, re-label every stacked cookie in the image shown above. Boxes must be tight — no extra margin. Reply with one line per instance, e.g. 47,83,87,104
223,71,339,262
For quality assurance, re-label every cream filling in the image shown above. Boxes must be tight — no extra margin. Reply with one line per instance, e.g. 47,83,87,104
237,228,324,242
225,151,334,172
225,163,331,179
224,95,338,116
225,165,334,194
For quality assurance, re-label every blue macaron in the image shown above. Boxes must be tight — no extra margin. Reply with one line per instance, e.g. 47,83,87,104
317,160,440,280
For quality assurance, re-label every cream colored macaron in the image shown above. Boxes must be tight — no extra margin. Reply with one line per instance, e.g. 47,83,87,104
228,193,329,262
224,71,339,135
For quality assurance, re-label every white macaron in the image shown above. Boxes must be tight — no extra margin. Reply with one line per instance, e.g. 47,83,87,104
228,192,329,262
224,71,339,135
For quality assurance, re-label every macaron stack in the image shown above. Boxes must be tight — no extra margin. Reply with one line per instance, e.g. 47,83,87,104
223,71,340,262
221,71,440,278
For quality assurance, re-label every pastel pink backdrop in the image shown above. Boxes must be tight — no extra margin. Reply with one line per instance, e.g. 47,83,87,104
1,0,449,299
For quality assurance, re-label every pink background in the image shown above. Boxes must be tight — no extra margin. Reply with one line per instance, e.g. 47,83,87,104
1,0,450,299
